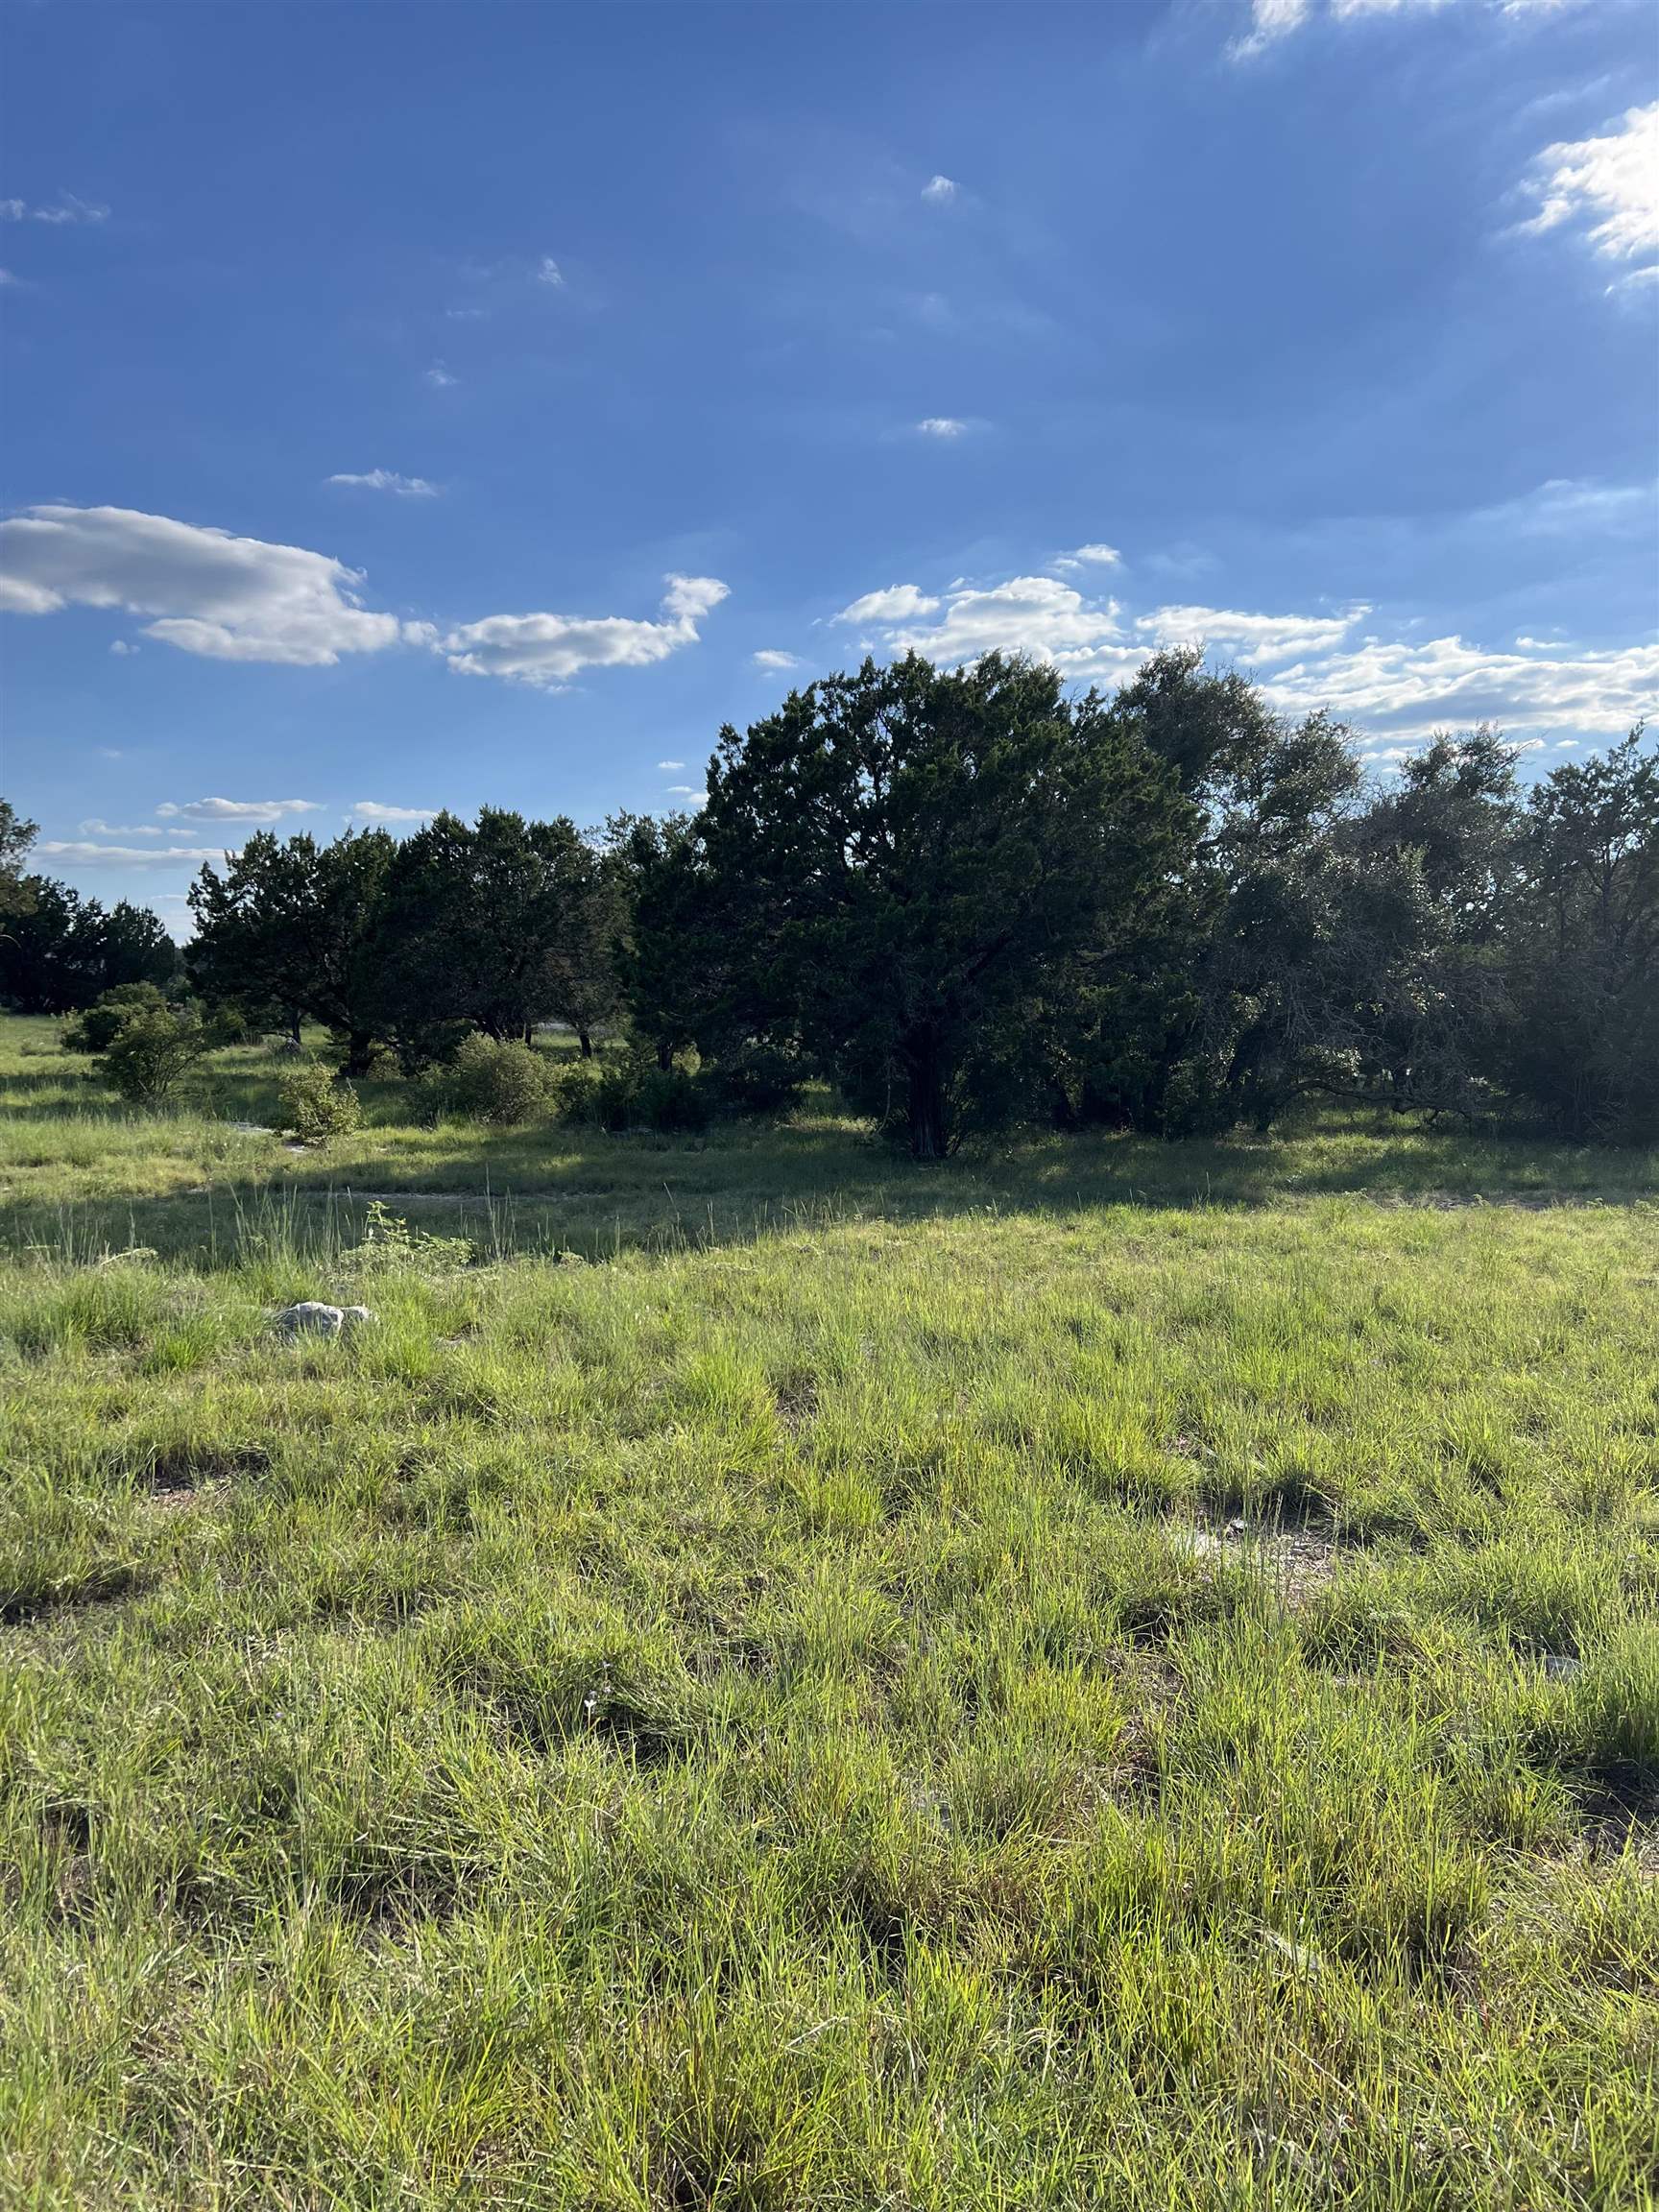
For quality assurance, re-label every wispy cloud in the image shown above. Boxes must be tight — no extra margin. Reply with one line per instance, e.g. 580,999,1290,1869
921,174,959,205
1052,542,1121,573
537,255,565,287
36,841,234,868
656,759,685,771
156,798,323,823
326,469,440,497
437,574,729,688
916,417,970,439
0,192,108,225
1517,102,1659,287
752,648,802,671
836,585,942,625
79,820,162,836
423,362,458,388
347,802,442,823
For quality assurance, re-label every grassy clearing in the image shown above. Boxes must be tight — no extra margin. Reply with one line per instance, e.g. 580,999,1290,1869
1,1019,1655,2207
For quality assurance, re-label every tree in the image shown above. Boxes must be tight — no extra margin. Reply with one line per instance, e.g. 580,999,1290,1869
189,830,396,1073
0,876,176,1014
1500,728,1659,1140
700,653,1195,1158
0,801,38,926
607,810,734,1070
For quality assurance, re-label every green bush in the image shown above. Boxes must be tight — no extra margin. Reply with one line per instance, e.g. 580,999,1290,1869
704,1038,807,1115
63,983,169,1055
550,1054,606,1121
98,1005,214,1103
592,1057,710,1134
278,1058,363,1145
435,1034,555,1125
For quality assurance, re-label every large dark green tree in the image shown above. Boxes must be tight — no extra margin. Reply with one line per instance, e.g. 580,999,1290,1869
0,866,176,1015
373,808,617,1055
188,829,396,1072
1499,728,1658,1140
699,653,1195,1157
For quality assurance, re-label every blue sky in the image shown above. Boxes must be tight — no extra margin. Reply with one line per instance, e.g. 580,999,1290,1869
3,0,1655,931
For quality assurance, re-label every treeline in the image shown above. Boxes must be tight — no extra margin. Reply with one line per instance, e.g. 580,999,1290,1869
5,652,1656,1150
0,805,179,1014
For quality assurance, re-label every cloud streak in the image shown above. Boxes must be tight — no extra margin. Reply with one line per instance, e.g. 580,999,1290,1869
438,574,730,687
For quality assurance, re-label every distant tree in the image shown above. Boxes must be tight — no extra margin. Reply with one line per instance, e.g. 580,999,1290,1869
700,653,1194,1157
373,807,615,1056
606,810,735,1070
0,874,175,1014
189,830,396,1073
1500,728,1659,1141
0,801,38,926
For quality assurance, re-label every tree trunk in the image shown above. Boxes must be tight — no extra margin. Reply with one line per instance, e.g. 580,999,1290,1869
657,1038,674,1072
904,1043,950,1161
344,1029,374,1077
578,1029,593,1059
288,1008,302,1046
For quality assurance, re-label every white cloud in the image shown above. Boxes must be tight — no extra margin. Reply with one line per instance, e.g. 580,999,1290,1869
834,558,1658,739
656,759,685,770
1233,0,1585,55
445,305,489,321
327,469,439,496
348,802,441,823
835,585,941,624
156,797,322,823
1052,541,1122,573
108,637,138,656
916,417,968,438
0,192,108,225
752,648,802,670
1518,103,1659,283
36,841,233,868
438,573,729,687
0,505,407,665
922,175,959,204
1136,603,1368,661
664,784,701,797
424,363,458,388
80,820,162,836
537,255,565,287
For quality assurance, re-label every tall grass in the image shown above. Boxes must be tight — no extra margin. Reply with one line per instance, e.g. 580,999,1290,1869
0,1016,1654,2205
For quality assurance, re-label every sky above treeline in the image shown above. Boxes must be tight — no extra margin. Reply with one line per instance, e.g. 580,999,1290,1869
2,0,1656,932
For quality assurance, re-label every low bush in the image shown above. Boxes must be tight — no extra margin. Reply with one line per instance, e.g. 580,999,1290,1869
592,1057,710,1134
278,1059,363,1145
98,1005,215,1103
62,983,170,1055
432,1034,555,1125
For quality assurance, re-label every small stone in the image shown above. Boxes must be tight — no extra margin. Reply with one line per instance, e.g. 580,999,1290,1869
274,1302,375,1337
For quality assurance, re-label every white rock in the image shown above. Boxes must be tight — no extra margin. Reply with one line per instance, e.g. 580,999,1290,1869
274,1302,375,1337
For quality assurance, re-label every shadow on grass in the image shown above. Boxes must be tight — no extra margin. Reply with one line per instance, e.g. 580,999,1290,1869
7,1096,1654,1271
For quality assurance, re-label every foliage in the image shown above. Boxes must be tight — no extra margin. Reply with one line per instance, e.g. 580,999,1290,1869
62,982,171,1055
700,652,1195,1156
427,1033,555,1125
96,1003,215,1103
591,1052,711,1133
0,873,177,1015
278,1058,364,1145
188,828,397,1073
0,799,38,924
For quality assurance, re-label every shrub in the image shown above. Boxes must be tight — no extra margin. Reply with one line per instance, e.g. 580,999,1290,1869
279,1059,363,1145
704,1038,807,1115
550,1054,606,1122
435,1034,555,1125
592,1057,710,1134
63,982,169,1055
98,1005,214,1103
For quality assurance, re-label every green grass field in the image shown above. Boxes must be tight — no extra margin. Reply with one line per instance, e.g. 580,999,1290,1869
1,1019,1655,2208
